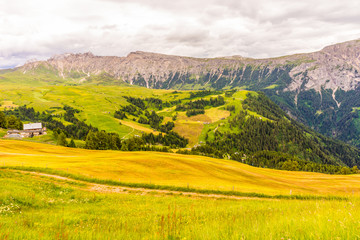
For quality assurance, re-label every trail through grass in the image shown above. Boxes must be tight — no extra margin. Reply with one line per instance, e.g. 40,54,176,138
2,139,360,197
1,169,360,239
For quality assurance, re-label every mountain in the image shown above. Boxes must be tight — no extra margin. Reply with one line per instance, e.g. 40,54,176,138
5,39,360,147
20,40,360,91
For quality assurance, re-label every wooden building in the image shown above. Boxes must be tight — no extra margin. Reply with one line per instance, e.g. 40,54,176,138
4,123,47,138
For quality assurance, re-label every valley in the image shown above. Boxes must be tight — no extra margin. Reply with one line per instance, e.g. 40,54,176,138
1,40,360,240
2,0,360,238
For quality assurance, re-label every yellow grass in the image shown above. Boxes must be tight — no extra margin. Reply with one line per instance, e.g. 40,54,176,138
118,120,158,135
0,100,18,110
172,108,230,147
173,112,206,146
2,139,360,196
173,121,204,147
205,107,230,122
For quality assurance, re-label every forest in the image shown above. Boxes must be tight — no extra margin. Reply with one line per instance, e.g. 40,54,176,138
2,90,360,175
179,93,360,174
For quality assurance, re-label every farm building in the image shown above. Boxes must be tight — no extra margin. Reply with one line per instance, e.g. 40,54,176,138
4,123,47,138
22,123,47,137
24,123,43,131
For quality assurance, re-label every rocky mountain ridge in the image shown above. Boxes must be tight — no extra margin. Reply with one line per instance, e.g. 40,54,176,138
20,40,360,94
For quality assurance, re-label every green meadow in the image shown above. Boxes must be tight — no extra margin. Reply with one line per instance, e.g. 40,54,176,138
0,79,240,146
1,138,360,239
1,169,360,240
0,84,185,139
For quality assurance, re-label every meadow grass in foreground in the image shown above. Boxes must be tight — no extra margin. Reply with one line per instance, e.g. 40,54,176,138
0,166,346,201
1,169,360,240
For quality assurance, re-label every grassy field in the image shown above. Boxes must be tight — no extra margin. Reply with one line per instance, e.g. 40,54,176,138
2,159,360,239
0,81,240,147
0,83,190,139
0,77,255,147
0,100,18,110
2,139,360,197
2,139,360,239
118,119,159,136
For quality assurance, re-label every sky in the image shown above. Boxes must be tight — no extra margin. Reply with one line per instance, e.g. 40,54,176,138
0,0,359,69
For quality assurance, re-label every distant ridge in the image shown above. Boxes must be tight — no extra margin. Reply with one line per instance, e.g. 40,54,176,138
19,39,360,93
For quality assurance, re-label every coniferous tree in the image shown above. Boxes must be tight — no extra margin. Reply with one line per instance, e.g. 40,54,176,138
85,131,98,149
68,139,76,148
0,112,7,128
6,115,22,129
58,132,68,146
96,131,110,150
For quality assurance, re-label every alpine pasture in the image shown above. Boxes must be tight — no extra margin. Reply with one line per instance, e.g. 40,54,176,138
1,140,360,239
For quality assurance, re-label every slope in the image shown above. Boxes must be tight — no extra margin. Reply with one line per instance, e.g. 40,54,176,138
191,91,360,170
2,139,360,196
2,84,360,171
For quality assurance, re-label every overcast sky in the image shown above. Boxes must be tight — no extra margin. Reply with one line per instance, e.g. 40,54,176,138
0,0,359,68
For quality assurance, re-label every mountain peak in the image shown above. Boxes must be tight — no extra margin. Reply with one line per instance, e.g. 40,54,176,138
321,39,360,52
49,52,95,61
18,39,360,94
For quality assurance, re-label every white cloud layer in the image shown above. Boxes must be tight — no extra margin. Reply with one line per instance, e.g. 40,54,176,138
0,0,359,68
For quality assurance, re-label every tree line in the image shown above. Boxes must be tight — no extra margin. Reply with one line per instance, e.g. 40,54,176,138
84,130,187,151
124,96,181,110
4,104,188,150
175,96,225,111
0,111,23,130
175,96,225,117
115,102,175,133
189,90,221,99
4,105,98,141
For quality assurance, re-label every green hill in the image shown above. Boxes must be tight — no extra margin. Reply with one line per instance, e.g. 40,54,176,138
1,80,360,173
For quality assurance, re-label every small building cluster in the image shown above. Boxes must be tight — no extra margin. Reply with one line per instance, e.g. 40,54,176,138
5,123,47,139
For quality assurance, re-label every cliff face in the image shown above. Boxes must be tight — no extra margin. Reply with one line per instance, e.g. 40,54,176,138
288,40,360,93
22,51,252,88
20,40,360,93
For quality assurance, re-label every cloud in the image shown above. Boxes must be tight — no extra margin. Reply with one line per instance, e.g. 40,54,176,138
0,0,359,68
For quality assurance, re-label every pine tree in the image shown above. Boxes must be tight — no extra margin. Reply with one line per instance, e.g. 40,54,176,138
58,132,68,146
68,139,76,148
6,115,21,129
96,131,109,150
0,112,7,128
85,131,98,149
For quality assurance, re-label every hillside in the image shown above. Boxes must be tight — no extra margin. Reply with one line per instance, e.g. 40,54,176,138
2,40,360,148
2,84,360,171
2,139,360,196
189,92,360,169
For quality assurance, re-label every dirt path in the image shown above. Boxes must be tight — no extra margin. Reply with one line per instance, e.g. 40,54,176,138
121,124,135,139
23,171,274,201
